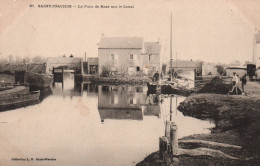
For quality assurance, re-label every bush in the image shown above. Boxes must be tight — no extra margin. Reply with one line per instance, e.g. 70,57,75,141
101,65,111,77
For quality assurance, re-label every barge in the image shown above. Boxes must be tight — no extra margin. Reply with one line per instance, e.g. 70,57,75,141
0,86,40,111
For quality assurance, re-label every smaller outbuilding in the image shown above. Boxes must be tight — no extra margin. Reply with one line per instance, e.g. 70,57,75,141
225,66,247,77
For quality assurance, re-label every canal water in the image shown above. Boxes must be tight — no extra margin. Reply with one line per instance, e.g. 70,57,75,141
0,75,214,166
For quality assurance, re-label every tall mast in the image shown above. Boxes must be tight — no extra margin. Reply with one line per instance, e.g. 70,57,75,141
170,13,173,81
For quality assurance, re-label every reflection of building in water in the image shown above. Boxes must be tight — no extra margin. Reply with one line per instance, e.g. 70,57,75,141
98,86,147,122
143,105,161,118
83,83,98,96
74,83,98,97
52,73,75,98
74,83,83,96
99,109,143,122
143,94,161,118
98,86,161,122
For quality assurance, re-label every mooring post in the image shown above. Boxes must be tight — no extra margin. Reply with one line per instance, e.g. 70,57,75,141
165,120,171,139
159,136,169,161
170,121,178,156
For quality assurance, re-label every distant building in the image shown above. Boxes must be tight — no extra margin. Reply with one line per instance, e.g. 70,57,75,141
253,30,260,68
98,37,161,76
253,30,260,79
225,66,247,77
87,57,98,75
46,56,82,74
168,60,203,76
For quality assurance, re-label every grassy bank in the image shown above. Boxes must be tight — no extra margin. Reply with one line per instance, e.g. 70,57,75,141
91,75,152,85
178,94,260,159
0,74,14,84
137,81,260,166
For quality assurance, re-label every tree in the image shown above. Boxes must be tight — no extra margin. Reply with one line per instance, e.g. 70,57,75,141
230,60,240,66
32,56,43,63
118,62,128,77
7,55,13,63
101,65,111,77
22,56,31,63
216,65,224,75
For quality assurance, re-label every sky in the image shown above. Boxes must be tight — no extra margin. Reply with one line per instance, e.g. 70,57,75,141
0,0,260,64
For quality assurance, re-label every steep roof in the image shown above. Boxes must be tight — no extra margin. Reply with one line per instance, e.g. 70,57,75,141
143,42,161,54
98,37,143,49
256,30,260,43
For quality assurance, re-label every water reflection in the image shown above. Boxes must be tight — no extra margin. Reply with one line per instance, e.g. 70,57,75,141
0,76,214,166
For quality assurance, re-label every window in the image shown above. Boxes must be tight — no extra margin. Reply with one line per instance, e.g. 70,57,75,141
129,98,133,104
136,66,140,71
111,54,115,60
111,95,114,104
130,54,133,60
149,54,152,61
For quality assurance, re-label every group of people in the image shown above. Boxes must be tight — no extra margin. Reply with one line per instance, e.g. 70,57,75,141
153,71,166,82
229,72,247,95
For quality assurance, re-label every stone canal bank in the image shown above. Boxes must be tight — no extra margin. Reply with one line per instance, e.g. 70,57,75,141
136,82,260,166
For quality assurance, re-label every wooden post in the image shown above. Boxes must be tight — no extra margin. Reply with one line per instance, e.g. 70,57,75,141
165,120,171,139
170,121,178,156
159,136,169,161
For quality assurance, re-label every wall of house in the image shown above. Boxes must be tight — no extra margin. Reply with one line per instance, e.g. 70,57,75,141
141,54,160,76
98,48,142,75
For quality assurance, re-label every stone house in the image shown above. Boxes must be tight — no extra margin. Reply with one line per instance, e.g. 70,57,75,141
98,37,161,76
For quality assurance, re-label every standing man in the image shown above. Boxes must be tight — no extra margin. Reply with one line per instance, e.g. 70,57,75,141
160,72,164,80
154,71,159,82
229,72,237,94
241,73,247,93
235,74,239,94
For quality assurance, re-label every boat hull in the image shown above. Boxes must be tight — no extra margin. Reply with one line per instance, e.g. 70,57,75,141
147,83,194,97
0,91,40,111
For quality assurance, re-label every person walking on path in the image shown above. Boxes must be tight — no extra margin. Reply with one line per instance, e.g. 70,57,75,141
229,72,238,94
241,73,247,93
235,74,239,94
